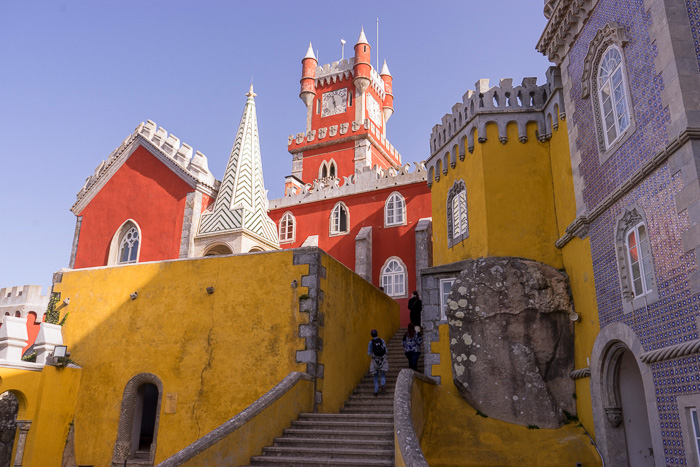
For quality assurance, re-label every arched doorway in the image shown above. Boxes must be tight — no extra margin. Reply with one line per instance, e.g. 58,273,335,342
595,338,657,466
0,391,18,466
112,374,163,466
131,383,159,460
203,244,233,256
618,349,654,465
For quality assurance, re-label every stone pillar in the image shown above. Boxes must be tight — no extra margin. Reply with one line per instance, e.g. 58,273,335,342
355,226,373,282
34,322,63,365
414,218,433,297
179,191,203,259
0,316,28,362
12,420,30,467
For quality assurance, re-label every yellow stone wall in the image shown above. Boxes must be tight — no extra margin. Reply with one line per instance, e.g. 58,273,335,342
426,116,601,444
52,251,310,466
317,255,400,412
0,365,81,467
431,122,562,269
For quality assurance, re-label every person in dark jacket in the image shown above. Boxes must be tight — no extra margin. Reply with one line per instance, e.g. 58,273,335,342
408,291,422,326
402,323,422,371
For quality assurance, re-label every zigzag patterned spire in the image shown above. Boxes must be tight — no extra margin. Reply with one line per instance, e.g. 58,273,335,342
197,85,279,247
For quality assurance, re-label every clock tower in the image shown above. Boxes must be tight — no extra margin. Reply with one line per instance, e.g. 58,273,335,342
286,28,398,194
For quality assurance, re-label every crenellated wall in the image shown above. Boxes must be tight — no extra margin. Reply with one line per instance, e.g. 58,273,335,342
427,67,565,172
72,119,218,215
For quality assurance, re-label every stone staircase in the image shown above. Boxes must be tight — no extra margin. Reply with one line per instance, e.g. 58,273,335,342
245,327,421,466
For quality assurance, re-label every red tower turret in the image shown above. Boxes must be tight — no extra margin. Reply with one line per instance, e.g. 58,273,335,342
300,42,318,132
380,60,394,131
353,28,371,122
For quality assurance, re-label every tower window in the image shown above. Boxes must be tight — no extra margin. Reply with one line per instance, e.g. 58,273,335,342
279,212,295,243
109,220,142,266
385,192,406,227
316,99,320,114
597,46,630,148
330,202,349,235
349,92,353,106
446,180,468,248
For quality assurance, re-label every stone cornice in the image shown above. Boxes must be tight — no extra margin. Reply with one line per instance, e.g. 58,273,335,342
536,0,598,65
555,127,700,248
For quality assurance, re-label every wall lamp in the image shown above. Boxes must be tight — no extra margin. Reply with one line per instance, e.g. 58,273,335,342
130,292,138,300
206,287,215,295
291,280,298,289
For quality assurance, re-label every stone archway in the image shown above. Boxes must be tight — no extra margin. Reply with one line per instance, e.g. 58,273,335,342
591,323,663,466
111,373,163,466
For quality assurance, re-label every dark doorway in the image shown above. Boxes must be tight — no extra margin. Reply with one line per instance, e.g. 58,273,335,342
0,391,19,467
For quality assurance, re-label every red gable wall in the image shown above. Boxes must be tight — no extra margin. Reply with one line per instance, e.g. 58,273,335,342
73,145,195,268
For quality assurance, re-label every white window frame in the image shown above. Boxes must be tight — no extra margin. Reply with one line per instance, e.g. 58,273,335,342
108,219,142,266
597,45,631,149
330,202,349,236
446,179,468,248
318,159,338,180
625,221,652,298
439,277,456,321
279,211,296,244
615,206,658,313
385,191,406,227
380,256,407,298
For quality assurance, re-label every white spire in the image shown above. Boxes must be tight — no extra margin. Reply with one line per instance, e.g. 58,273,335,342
304,42,316,60
196,86,279,250
380,60,391,77
356,27,369,45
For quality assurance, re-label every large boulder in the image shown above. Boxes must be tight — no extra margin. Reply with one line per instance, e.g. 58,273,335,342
447,257,575,428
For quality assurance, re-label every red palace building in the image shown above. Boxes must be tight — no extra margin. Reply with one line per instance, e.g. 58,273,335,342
268,29,432,324
66,28,432,326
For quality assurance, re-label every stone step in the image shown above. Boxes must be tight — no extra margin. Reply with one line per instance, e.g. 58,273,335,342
246,455,394,466
290,420,393,431
273,436,394,450
260,445,394,461
297,413,392,422
281,428,394,440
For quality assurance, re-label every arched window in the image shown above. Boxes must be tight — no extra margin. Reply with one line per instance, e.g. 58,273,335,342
279,212,295,243
119,227,139,264
385,192,406,227
446,180,468,247
381,257,407,298
319,160,337,180
597,46,630,149
616,206,658,313
203,244,233,256
109,220,142,266
321,164,328,179
330,202,349,235
329,161,336,178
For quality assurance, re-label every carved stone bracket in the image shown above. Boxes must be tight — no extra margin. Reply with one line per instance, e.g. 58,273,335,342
605,406,622,427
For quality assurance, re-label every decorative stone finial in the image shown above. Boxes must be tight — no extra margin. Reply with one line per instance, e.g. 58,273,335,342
304,42,316,60
357,27,369,45
246,83,257,98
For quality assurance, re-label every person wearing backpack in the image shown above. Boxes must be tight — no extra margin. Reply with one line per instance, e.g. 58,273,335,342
402,323,422,371
367,329,388,396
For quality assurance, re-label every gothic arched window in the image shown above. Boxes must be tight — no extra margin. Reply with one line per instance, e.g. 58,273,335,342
279,212,295,243
385,192,406,227
330,202,349,235
446,180,468,248
109,220,142,266
597,46,630,149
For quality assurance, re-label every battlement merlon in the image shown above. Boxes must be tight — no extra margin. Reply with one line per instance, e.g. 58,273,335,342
71,119,220,215
0,285,50,319
270,162,426,210
286,118,402,167
313,58,386,100
428,67,565,158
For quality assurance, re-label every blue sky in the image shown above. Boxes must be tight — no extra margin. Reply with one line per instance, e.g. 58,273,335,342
0,1,552,290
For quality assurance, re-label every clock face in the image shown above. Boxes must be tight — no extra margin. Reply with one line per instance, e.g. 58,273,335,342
322,89,348,117
367,95,382,125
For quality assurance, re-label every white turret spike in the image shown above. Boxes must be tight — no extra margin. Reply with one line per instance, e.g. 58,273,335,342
380,60,391,77
304,42,316,60
357,27,369,45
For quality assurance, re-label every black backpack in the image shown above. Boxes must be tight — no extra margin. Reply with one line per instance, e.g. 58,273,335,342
371,338,386,357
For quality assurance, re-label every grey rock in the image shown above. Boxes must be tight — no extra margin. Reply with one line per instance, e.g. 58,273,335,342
447,257,575,428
